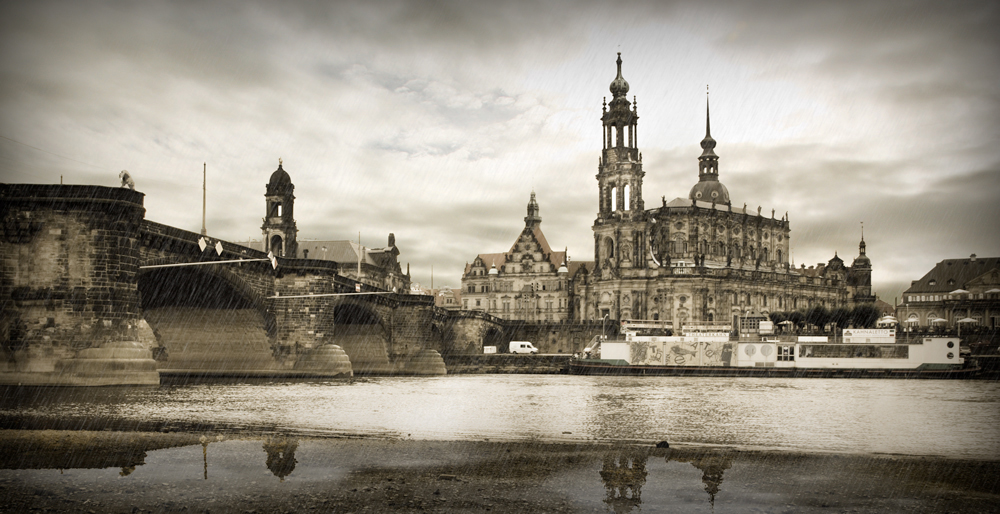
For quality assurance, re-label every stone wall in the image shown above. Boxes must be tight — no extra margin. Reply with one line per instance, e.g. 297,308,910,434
388,295,435,359
507,320,620,355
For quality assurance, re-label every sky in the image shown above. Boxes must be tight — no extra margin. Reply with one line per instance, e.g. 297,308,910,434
1,0,998,304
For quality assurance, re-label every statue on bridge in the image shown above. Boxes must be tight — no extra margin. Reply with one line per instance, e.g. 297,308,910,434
119,170,135,190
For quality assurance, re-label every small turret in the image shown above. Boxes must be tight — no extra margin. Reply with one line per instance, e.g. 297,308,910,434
525,191,541,228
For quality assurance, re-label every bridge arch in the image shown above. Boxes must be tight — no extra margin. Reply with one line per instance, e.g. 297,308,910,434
138,262,278,371
326,299,392,374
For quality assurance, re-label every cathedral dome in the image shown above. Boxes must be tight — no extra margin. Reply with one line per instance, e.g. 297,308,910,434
689,180,730,204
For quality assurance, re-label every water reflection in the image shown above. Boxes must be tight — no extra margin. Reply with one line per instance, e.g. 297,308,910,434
262,436,298,480
597,447,735,512
600,448,647,513
671,450,733,507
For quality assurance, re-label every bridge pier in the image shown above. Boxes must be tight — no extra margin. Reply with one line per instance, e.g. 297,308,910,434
1,184,158,386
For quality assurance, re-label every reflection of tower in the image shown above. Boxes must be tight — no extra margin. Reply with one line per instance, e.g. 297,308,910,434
262,437,298,481
599,449,648,514
682,453,733,508
261,159,298,258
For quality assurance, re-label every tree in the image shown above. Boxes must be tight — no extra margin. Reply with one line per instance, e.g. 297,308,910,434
850,304,880,328
786,311,806,331
805,305,831,332
830,307,852,327
768,311,787,324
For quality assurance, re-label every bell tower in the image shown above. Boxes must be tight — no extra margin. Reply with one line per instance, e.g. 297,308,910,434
262,158,298,258
596,52,644,219
594,53,645,280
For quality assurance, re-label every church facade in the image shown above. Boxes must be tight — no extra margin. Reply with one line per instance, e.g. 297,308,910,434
462,54,875,328
578,53,874,327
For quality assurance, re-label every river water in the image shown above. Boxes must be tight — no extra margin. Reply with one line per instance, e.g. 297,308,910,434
4,375,999,459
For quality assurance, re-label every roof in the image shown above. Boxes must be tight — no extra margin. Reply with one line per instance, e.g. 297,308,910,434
904,256,1000,294
466,252,507,274
662,197,778,217
465,225,566,275
569,261,594,277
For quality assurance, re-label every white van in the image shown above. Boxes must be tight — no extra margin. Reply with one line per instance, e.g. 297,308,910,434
509,341,539,354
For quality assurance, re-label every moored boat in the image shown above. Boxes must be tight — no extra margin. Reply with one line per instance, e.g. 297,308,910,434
570,321,979,378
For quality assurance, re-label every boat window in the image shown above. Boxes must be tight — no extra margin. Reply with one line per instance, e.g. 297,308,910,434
799,345,908,359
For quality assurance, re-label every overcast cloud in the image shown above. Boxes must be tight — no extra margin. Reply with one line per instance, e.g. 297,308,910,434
1,0,998,304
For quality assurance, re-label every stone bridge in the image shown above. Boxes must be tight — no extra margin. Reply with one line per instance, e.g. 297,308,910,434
1,183,506,385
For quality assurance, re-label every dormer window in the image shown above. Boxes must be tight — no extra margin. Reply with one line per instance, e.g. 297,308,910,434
948,279,956,285
929,280,937,286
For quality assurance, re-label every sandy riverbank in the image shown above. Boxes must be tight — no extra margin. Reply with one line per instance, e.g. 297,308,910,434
1,430,999,513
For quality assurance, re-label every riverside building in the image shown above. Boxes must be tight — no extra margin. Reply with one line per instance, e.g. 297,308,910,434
462,54,875,328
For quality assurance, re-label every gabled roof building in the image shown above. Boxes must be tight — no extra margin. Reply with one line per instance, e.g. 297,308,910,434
462,192,583,321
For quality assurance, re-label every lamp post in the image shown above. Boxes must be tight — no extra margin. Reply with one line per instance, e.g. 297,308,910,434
602,313,609,342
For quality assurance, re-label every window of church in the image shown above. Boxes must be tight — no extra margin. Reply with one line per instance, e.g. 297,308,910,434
624,184,631,210
611,187,617,211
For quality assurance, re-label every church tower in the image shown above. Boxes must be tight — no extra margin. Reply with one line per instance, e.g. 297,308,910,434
848,226,875,304
594,53,645,280
688,93,731,204
261,159,298,258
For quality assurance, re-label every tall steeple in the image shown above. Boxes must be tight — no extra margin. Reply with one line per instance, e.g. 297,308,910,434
859,223,867,257
689,86,731,205
524,191,541,228
597,53,644,219
853,222,870,268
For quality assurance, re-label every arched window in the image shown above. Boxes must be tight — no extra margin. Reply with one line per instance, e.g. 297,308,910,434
611,187,617,211
270,235,283,257
277,203,283,217
777,249,783,263
623,184,631,211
